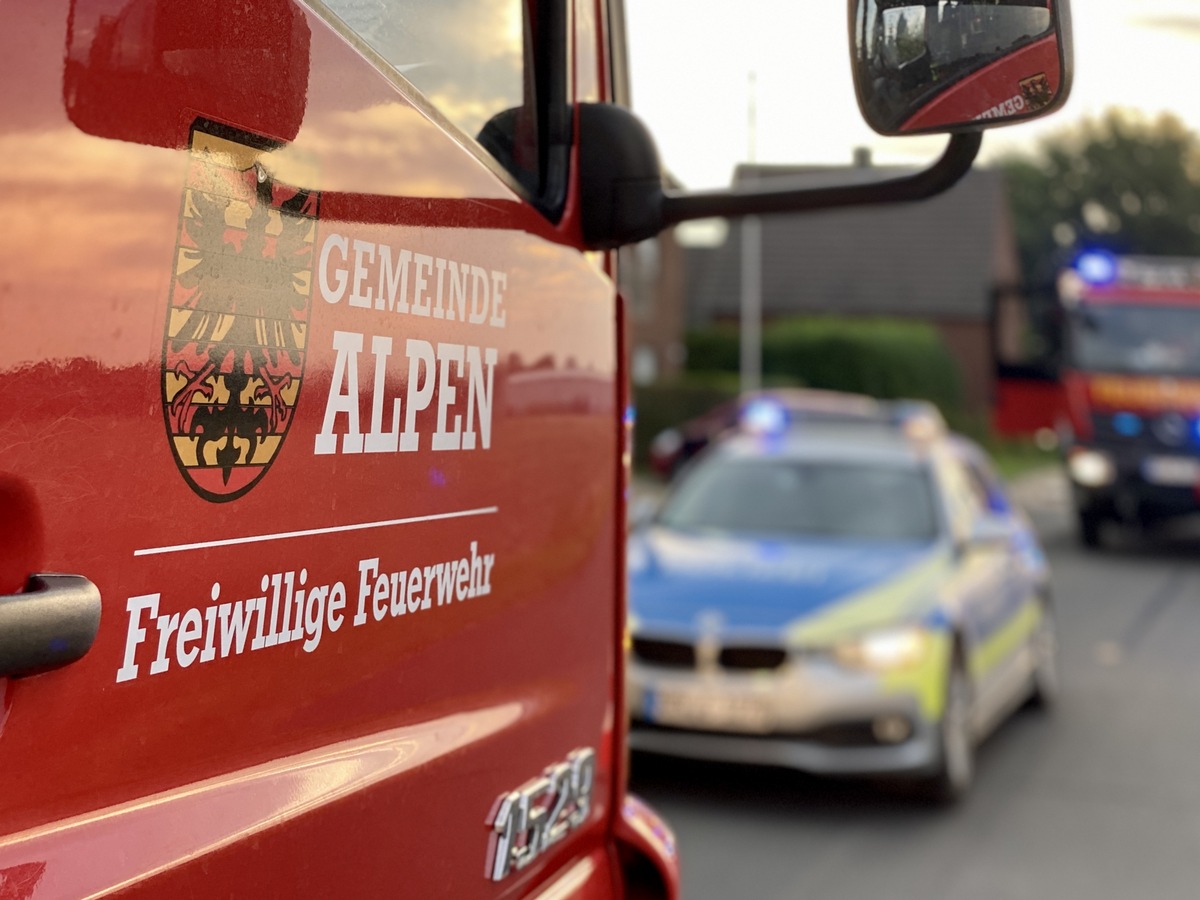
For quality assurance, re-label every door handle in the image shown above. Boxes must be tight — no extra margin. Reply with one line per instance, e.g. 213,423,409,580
0,574,101,678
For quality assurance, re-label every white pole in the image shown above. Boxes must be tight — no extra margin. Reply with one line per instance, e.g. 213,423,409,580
740,216,762,394
740,71,761,395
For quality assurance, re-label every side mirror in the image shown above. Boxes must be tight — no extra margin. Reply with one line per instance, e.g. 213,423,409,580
851,0,1072,135
967,514,1016,549
65,0,310,150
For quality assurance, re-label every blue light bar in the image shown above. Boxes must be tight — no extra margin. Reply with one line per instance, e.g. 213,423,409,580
741,398,789,435
1112,412,1142,438
1076,251,1118,286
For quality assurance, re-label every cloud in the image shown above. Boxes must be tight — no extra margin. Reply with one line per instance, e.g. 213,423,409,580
1129,15,1200,38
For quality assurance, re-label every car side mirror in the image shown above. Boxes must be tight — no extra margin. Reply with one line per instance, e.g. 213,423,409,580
967,514,1016,549
851,0,1072,135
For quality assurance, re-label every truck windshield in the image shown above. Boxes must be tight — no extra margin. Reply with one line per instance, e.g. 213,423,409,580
1070,303,1200,376
659,458,938,541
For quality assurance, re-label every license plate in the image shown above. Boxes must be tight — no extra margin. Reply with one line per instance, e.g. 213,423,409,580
1142,456,1200,486
647,687,772,733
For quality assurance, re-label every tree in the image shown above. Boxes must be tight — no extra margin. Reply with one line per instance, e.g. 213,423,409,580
1001,109,1200,283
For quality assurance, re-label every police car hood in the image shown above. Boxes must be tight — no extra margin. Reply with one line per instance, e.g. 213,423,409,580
629,526,947,638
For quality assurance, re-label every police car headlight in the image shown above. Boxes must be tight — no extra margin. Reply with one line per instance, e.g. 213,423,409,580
1067,448,1116,488
834,626,931,671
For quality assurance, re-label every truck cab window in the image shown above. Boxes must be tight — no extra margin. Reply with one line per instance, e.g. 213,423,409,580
318,0,566,212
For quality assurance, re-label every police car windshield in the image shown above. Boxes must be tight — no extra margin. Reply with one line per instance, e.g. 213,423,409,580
1070,303,1200,375
660,458,938,541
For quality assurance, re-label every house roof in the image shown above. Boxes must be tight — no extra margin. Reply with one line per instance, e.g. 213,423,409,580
685,165,1014,326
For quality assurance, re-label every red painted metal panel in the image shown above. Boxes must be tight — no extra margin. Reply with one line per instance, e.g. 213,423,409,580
0,0,677,895
991,377,1068,439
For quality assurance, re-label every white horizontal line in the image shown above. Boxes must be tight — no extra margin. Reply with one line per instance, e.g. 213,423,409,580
134,506,500,557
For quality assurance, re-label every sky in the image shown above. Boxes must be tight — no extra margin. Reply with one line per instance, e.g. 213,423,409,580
625,0,1200,192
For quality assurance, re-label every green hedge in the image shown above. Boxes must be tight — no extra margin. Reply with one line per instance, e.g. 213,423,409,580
686,317,963,413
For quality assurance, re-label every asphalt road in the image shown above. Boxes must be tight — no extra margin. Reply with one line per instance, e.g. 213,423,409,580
630,469,1200,900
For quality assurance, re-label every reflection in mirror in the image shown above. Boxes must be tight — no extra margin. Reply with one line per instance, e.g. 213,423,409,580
852,0,1070,136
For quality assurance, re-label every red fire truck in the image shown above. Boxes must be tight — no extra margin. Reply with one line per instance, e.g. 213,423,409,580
997,254,1200,548
0,0,1070,896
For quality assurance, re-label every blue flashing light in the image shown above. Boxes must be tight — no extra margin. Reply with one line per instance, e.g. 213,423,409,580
741,398,789,435
1112,412,1143,438
1076,251,1118,286
1193,417,1200,445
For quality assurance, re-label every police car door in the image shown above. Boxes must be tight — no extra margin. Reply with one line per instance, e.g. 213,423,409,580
937,452,1026,731
0,1,620,896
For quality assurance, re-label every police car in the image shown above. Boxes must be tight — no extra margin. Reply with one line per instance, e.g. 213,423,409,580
627,398,1056,800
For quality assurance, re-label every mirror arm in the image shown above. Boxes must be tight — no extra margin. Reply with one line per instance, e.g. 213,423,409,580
576,103,980,249
660,131,982,225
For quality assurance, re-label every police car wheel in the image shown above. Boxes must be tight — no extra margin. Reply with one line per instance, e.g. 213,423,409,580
1028,598,1059,709
921,658,974,804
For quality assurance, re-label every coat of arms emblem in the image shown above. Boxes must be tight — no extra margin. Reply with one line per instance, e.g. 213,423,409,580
162,120,320,501
1019,73,1053,113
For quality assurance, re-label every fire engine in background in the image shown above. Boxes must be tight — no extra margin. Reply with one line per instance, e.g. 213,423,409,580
995,254,1200,548
0,0,1070,896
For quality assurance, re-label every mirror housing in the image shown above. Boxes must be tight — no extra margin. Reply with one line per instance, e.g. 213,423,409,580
578,103,666,248
851,0,1072,135
64,0,310,150
578,102,984,249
